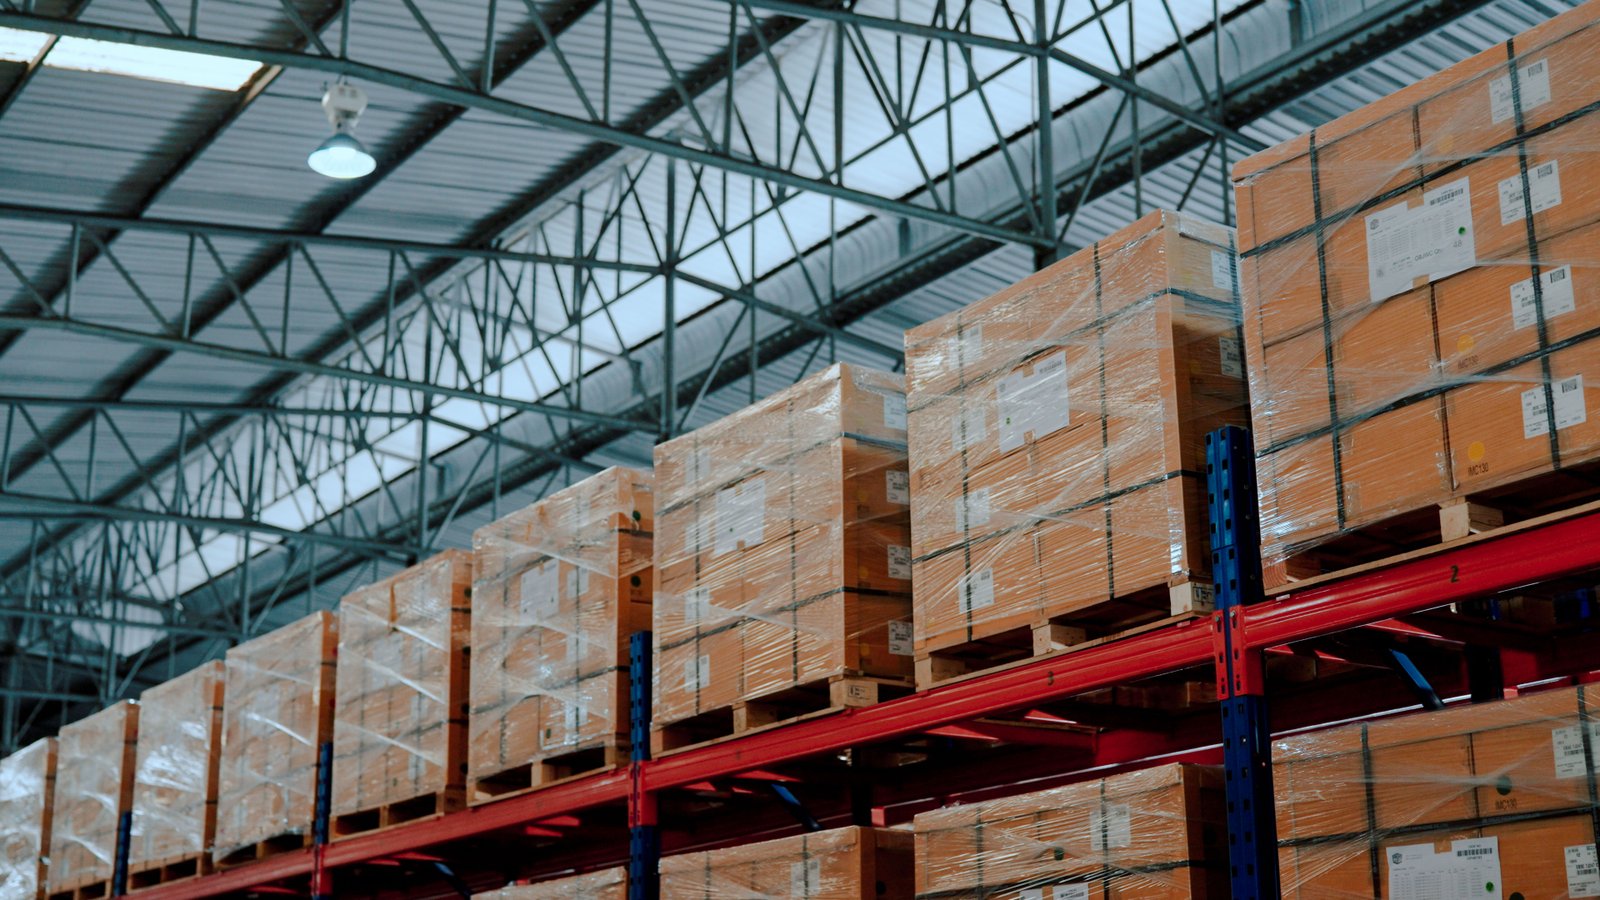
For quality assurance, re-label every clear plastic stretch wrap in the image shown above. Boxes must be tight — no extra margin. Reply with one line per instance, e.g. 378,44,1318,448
652,364,912,741
215,610,337,862
1275,683,1600,897
0,738,55,899
1233,2,1600,586
47,700,137,892
473,866,628,899
129,661,224,869
333,549,470,824
659,824,913,899
913,763,1226,898
469,467,652,799
904,211,1246,668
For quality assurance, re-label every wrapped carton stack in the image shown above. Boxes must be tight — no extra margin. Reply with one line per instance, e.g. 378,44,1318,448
904,210,1247,685
660,825,912,899
214,610,337,866
46,699,137,898
128,661,224,886
472,867,628,899
913,763,1227,898
470,467,652,801
332,549,471,835
652,364,914,751
1234,1,1600,586
0,738,56,900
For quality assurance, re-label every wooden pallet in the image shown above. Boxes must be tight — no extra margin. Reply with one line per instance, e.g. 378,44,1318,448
126,853,212,892
1265,472,1600,593
331,786,466,840
914,578,1214,690
212,829,314,868
651,674,915,756
46,879,112,900
469,739,629,805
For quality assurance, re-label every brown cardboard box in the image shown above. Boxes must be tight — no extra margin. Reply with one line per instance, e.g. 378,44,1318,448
469,467,652,798
0,738,55,899
653,365,913,730
129,661,224,872
905,211,1247,656
913,763,1226,898
47,700,137,892
332,550,471,827
473,867,628,899
1236,1,1600,575
215,610,337,861
660,825,912,899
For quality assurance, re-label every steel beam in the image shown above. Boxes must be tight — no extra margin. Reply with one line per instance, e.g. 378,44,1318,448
0,11,1047,250
0,606,234,640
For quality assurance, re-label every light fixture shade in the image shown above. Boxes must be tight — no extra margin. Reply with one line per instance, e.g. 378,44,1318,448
307,132,375,179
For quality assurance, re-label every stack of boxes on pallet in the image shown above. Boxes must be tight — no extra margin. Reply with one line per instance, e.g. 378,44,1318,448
659,825,912,899
47,699,137,900
905,211,1248,685
914,763,1226,898
652,364,914,750
1277,683,1600,897
214,610,337,866
469,467,653,801
127,660,224,888
1234,2,1600,586
0,737,55,899
331,549,472,837
473,866,629,899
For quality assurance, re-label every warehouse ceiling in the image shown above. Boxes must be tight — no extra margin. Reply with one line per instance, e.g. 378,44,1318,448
0,0,1577,748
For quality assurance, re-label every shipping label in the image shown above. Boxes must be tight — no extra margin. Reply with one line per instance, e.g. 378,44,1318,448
1522,375,1586,439
951,404,986,452
1021,886,1090,900
789,858,822,896
1498,159,1563,225
1366,177,1476,303
1212,249,1236,292
886,470,910,505
1568,844,1600,897
1089,803,1133,851
887,619,914,656
996,351,1070,454
956,568,995,615
713,478,765,557
955,487,991,532
519,561,560,623
1510,265,1576,330
683,654,711,691
1387,837,1501,900
1490,57,1552,124
882,392,908,430
1551,722,1600,779
1219,335,1244,378
888,545,912,580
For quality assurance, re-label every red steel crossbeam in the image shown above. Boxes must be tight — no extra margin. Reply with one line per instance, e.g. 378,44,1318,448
138,508,1600,899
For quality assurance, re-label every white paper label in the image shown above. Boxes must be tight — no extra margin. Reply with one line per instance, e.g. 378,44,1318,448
1511,265,1576,329
519,562,560,622
996,352,1071,454
566,629,585,663
956,568,995,615
1219,336,1244,378
683,586,711,625
887,620,914,656
1490,57,1552,124
573,565,588,598
1366,177,1476,303
1522,375,1586,439
1212,249,1236,292
951,404,986,451
1552,723,1600,778
562,700,587,735
953,325,983,364
886,470,910,505
713,479,765,556
1568,844,1600,897
691,446,714,487
955,488,991,532
1090,803,1133,851
683,654,711,691
882,393,907,430
887,545,912,580
1021,887,1090,900
1498,159,1563,225
1388,837,1501,899
789,858,821,896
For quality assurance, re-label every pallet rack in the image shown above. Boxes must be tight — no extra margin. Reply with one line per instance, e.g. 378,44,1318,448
123,426,1600,898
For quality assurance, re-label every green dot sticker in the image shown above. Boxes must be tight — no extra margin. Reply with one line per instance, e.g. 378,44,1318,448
1485,882,1495,893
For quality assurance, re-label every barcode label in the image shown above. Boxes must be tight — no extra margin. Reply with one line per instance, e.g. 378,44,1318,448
887,545,912,580
1567,843,1600,897
1498,158,1563,225
956,568,995,615
1388,837,1500,899
886,470,910,505
1490,57,1552,123
1522,375,1587,439
1510,264,1576,330
887,620,914,656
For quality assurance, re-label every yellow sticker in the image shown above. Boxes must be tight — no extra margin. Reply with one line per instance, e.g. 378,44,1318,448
1457,333,1477,354
858,564,869,578
1468,440,1486,463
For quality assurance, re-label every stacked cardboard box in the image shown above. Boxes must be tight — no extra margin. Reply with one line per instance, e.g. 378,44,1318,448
215,610,337,863
660,825,912,899
47,700,138,895
128,661,224,877
652,364,913,738
904,211,1247,666
914,763,1226,898
1233,2,1600,581
0,737,55,900
332,549,471,830
1276,684,1600,896
472,867,628,899
469,467,652,799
